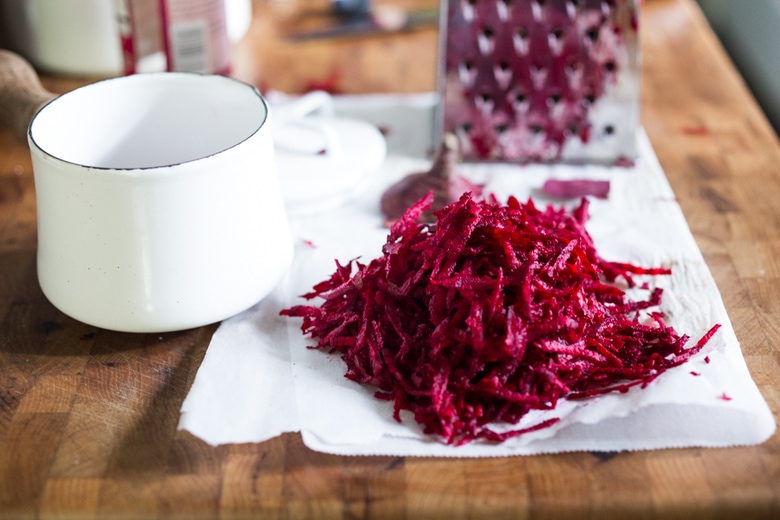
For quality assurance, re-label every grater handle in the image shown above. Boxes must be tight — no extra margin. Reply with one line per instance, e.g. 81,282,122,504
0,50,57,140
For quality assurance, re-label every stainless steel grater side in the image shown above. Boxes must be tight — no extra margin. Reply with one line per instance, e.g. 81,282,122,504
437,0,641,165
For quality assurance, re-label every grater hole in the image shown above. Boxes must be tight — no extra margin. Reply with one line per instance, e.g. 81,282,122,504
497,0,512,20
478,26,496,55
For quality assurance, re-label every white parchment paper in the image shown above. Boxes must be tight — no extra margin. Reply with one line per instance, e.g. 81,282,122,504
178,97,775,456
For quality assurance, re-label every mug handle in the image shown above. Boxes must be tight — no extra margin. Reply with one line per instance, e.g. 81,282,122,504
272,90,334,122
272,91,342,158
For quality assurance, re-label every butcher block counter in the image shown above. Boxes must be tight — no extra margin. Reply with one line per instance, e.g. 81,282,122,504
1,0,779,518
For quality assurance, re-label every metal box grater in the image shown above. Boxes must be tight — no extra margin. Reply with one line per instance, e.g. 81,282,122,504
438,0,641,164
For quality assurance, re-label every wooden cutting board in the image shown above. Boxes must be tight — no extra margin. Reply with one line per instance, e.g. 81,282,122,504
0,0,778,518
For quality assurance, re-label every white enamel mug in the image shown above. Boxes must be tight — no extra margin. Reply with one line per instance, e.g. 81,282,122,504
27,72,293,332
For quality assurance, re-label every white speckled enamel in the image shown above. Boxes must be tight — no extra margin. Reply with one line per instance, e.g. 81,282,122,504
29,73,293,332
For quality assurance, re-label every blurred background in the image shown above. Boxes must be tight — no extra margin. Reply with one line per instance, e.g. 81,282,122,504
0,0,440,93
697,0,780,134
0,0,777,133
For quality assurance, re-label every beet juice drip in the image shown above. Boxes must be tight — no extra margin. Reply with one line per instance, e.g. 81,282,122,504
442,0,640,163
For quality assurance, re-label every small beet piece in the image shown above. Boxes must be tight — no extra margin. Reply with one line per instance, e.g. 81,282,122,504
542,179,610,199
282,192,719,445
380,134,483,224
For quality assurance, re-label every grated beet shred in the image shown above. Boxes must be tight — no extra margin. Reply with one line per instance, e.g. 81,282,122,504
281,192,719,445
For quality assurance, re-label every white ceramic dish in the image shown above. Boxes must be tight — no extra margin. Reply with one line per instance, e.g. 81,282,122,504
270,91,387,217
275,116,387,216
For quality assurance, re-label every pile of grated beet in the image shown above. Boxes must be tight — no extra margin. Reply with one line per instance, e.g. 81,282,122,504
281,192,719,445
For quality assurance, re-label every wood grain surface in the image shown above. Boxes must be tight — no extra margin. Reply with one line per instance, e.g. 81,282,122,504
1,0,778,518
